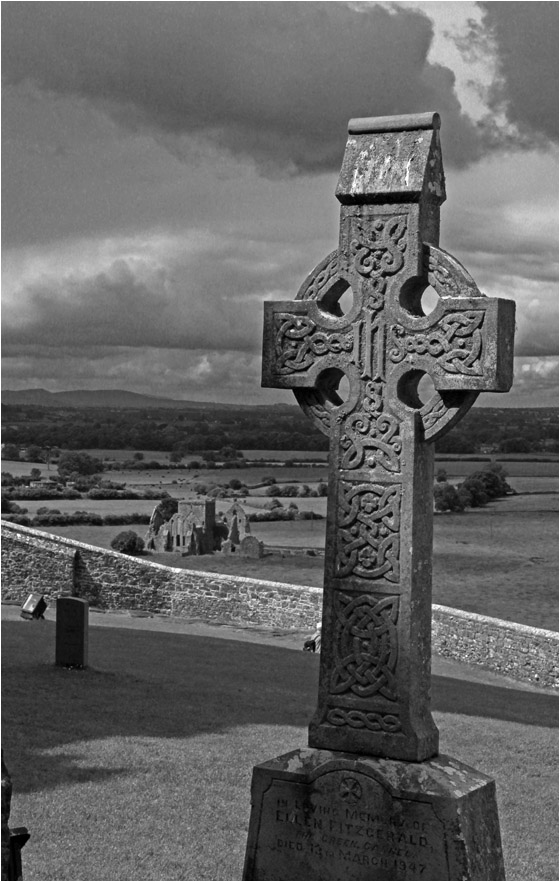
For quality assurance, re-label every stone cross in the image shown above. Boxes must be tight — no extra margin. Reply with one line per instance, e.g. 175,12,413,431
262,112,515,762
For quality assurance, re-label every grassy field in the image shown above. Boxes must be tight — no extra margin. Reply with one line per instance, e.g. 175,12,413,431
2,614,557,881
4,455,558,630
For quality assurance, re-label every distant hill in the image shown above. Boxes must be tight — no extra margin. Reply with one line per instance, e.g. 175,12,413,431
1,388,287,411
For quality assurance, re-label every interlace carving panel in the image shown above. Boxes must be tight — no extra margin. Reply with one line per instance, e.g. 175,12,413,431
326,592,401,734
349,214,407,281
340,380,402,472
388,311,485,375
274,315,353,375
337,480,401,580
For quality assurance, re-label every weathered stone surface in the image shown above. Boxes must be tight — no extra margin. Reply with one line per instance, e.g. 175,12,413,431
247,112,514,879
240,535,264,558
55,596,89,667
261,113,515,762
145,498,217,554
243,748,505,881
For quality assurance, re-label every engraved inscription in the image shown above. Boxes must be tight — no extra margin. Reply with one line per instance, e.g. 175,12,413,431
330,593,399,701
337,482,401,580
254,772,449,881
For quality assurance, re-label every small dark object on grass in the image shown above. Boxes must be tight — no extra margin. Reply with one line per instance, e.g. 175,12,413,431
20,593,47,620
8,827,30,881
303,624,321,653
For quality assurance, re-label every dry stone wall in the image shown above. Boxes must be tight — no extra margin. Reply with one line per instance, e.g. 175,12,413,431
2,521,557,687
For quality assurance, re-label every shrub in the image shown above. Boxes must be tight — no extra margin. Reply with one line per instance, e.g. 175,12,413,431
110,531,145,555
433,482,465,513
458,477,489,508
154,498,179,521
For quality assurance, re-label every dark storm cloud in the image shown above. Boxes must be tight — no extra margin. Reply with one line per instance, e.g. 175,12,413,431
1,235,305,354
458,2,558,148
481,1,558,142
2,1,484,173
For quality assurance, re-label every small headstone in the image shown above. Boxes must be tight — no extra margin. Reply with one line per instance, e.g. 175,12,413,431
240,535,264,558
55,597,88,668
20,593,47,620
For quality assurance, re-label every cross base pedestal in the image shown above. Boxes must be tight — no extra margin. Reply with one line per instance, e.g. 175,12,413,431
243,748,505,881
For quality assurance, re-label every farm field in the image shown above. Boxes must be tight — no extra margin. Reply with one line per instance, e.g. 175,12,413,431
3,454,558,631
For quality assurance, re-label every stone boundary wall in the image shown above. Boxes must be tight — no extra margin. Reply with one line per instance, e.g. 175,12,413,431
2,521,557,687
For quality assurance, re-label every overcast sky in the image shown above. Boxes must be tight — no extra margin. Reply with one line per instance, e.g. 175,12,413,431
2,1,558,407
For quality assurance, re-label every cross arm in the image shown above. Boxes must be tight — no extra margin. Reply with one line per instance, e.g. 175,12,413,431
262,300,354,391
388,295,515,394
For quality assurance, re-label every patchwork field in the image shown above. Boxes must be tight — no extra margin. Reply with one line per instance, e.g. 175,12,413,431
3,455,558,631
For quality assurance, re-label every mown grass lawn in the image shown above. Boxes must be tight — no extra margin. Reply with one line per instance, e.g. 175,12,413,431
2,616,557,881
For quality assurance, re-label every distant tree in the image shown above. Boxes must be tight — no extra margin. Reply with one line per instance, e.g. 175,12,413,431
316,482,328,496
1,494,14,514
458,477,489,508
110,531,145,555
213,520,229,549
26,445,43,462
30,468,42,481
2,444,20,461
466,465,511,500
58,451,104,478
154,498,179,521
229,478,243,490
435,468,448,483
219,446,242,461
433,482,465,513
133,452,144,461
434,434,475,454
499,437,532,454
169,450,183,463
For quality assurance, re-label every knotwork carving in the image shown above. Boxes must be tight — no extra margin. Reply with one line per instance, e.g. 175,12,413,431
388,311,485,375
420,393,447,432
330,592,399,700
293,389,332,437
298,250,339,301
274,315,353,374
426,244,484,299
340,380,401,472
350,215,407,279
337,481,400,580
327,707,401,733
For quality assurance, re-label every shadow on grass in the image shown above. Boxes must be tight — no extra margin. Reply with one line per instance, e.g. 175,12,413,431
2,619,557,796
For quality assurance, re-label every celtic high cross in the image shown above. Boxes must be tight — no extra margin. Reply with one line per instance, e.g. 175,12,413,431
262,113,515,762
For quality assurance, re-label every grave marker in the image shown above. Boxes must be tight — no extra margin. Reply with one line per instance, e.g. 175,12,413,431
244,112,514,880
56,597,89,668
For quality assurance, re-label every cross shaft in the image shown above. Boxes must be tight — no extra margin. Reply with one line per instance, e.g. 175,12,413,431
262,113,515,761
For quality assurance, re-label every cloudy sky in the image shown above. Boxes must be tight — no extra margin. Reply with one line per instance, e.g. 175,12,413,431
2,1,558,407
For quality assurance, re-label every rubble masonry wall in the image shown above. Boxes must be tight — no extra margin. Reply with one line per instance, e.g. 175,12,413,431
1,521,557,687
